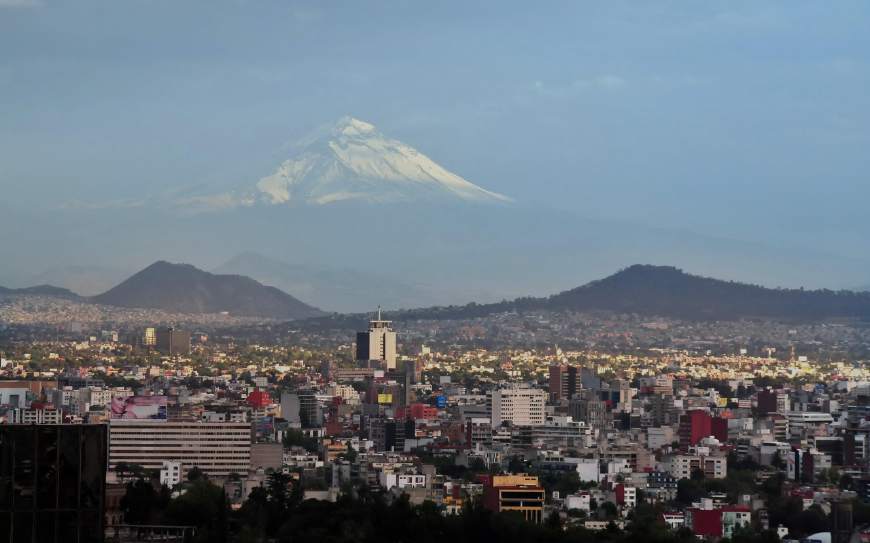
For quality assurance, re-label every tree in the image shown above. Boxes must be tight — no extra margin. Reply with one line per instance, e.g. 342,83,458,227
546,510,562,531
507,455,527,473
164,479,228,543
599,501,618,520
282,429,318,453
677,478,706,505
187,466,205,482
120,479,169,525
840,473,854,491
342,442,358,463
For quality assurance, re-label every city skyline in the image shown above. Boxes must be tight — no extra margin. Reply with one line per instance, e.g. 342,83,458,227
2,3,869,542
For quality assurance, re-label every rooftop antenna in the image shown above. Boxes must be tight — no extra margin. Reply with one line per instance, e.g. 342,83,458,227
377,305,382,321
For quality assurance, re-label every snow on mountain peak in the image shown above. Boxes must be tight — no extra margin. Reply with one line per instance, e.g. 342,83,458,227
190,117,512,209
333,116,376,137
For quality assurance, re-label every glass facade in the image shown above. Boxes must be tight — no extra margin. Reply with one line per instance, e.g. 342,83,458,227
0,425,106,543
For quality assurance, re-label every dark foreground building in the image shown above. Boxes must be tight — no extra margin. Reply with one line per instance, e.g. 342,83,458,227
0,424,107,543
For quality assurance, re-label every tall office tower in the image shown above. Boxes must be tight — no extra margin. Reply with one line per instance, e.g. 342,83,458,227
488,386,547,427
548,364,580,402
649,394,676,426
615,379,633,414
280,393,301,424
569,389,610,429
0,424,107,543
298,393,323,428
368,417,414,452
143,327,157,347
355,308,397,370
155,327,191,356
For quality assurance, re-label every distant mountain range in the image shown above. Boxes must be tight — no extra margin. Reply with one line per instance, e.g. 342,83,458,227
90,261,323,319
303,264,870,326
6,264,870,324
6,115,870,308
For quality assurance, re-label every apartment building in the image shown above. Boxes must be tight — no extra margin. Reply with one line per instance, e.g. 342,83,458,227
488,386,546,427
109,420,252,478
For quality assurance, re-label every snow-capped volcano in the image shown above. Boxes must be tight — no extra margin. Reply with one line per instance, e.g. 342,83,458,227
192,117,511,208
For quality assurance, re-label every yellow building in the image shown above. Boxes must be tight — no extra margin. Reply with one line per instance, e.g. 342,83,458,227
483,474,545,523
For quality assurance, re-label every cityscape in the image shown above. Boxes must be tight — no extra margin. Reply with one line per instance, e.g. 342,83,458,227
3,2,870,543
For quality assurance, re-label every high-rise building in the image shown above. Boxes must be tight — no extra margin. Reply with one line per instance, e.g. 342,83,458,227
711,416,729,442
0,424,107,543
488,386,547,427
569,389,610,429
108,420,251,478
355,308,397,370
155,327,191,356
679,410,713,450
280,393,301,425
142,327,157,347
548,365,580,402
298,393,323,428
466,417,493,448
368,418,413,452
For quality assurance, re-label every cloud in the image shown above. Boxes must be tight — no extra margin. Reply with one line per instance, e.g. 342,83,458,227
0,0,42,7
175,192,255,212
533,74,627,98
58,198,147,211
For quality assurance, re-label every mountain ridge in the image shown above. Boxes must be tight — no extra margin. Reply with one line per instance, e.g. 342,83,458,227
90,261,324,319
297,264,870,326
0,284,81,299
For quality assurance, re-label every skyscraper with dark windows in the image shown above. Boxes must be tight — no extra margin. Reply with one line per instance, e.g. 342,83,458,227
155,327,191,356
0,424,107,543
548,365,579,402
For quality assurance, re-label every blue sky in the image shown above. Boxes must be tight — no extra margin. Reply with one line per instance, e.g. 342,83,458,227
2,1,870,283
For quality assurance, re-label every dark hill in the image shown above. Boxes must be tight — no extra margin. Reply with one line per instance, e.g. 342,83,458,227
0,284,81,299
540,264,870,321
91,261,323,319
303,265,870,326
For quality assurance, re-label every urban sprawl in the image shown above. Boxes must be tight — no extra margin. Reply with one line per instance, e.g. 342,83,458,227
2,308,870,543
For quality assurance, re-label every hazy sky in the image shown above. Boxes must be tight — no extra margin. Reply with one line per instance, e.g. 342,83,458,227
2,1,870,259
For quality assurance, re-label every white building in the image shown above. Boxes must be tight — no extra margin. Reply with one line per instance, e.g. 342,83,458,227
565,492,591,512
618,485,637,509
0,384,31,408
379,472,427,491
10,407,62,424
787,412,834,440
668,453,727,480
356,310,397,370
566,458,601,482
530,416,593,447
160,460,183,488
647,426,674,450
662,512,685,530
488,386,547,427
